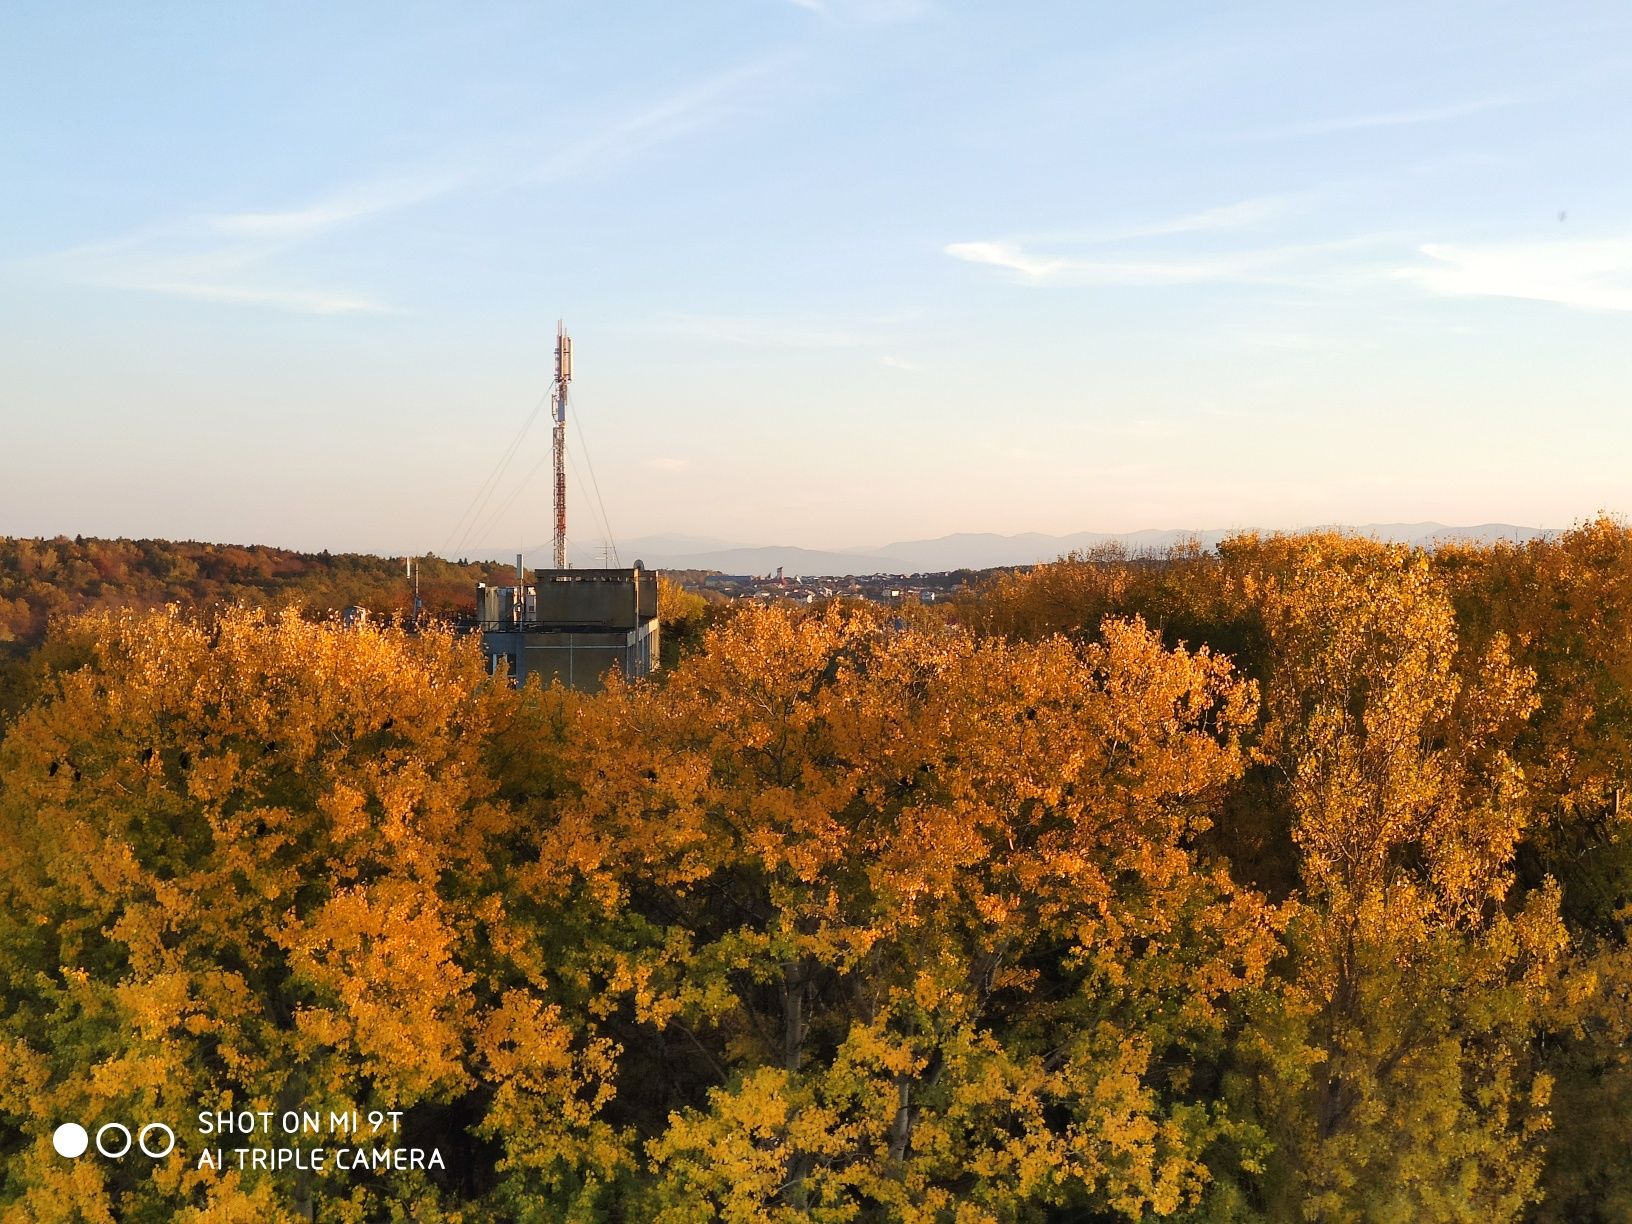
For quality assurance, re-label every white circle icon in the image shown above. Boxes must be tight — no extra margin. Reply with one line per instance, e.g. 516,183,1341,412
95,1123,132,1158
138,1123,175,1158
52,1123,88,1158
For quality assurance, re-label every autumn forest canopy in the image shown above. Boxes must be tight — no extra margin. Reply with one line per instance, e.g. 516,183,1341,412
2,522,1632,1221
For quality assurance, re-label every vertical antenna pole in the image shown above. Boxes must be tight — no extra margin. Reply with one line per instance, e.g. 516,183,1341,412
553,321,572,570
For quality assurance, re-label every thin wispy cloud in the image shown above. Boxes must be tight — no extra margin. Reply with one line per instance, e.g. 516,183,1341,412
947,214,1401,290
41,63,776,316
142,281,393,314
1098,195,1298,241
530,59,783,185
40,229,391,316
945,239,1295,287
951,194,1319,286
1398,234,1632,312
1011,195,1302,248
208,170,469,240
1242,96,1517,140
954,214,1632,316
642,457,691,472
944,241,1059,280
43,232,397,317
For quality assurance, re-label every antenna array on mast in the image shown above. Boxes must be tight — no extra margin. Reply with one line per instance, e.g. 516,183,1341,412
552,322,572,569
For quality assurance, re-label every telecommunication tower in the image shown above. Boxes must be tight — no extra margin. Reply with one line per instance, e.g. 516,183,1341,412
552,322,572,569
471,320,659,692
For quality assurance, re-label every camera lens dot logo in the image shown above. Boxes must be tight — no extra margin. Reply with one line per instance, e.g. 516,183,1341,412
52,1123,88,1159
54,1120,177,1160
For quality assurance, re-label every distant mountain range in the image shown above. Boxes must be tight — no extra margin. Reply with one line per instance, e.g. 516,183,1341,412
593,523,1552,577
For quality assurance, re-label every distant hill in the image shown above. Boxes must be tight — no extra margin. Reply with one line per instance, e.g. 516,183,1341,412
612,523,1552,577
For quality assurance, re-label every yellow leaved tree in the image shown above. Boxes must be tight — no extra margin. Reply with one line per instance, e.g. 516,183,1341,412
0,606,620,1221
532,603,1280,1221
1245,541,1566,1222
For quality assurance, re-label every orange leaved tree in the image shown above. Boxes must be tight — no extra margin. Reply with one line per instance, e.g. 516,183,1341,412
0,607,620,1221
528,603,1280,1220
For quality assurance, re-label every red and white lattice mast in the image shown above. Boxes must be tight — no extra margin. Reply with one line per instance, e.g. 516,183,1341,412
552,321,572,569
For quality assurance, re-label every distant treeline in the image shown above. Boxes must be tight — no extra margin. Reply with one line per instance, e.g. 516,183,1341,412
0,537,726,720
0,537,513,721
0,536,519,646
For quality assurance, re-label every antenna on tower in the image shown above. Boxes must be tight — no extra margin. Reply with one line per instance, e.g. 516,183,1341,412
552,321,572,569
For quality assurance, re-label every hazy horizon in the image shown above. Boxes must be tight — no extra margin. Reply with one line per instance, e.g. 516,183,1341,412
5,3,1632,556
0,519,1578,580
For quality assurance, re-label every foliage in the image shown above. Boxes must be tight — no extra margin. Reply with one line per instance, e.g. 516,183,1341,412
550,606,1275,1220
0,609,615,1220
656,576,717,669
0,536,522,726
2,523,1631,1219
1245,541,1562,1220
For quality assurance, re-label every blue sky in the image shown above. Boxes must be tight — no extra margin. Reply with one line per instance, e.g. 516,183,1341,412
3,1,1631,557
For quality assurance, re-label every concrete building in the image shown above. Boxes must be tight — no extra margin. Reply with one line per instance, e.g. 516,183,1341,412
477,564,659,691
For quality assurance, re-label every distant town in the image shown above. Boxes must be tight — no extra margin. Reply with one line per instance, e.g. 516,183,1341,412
695,566,971,607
